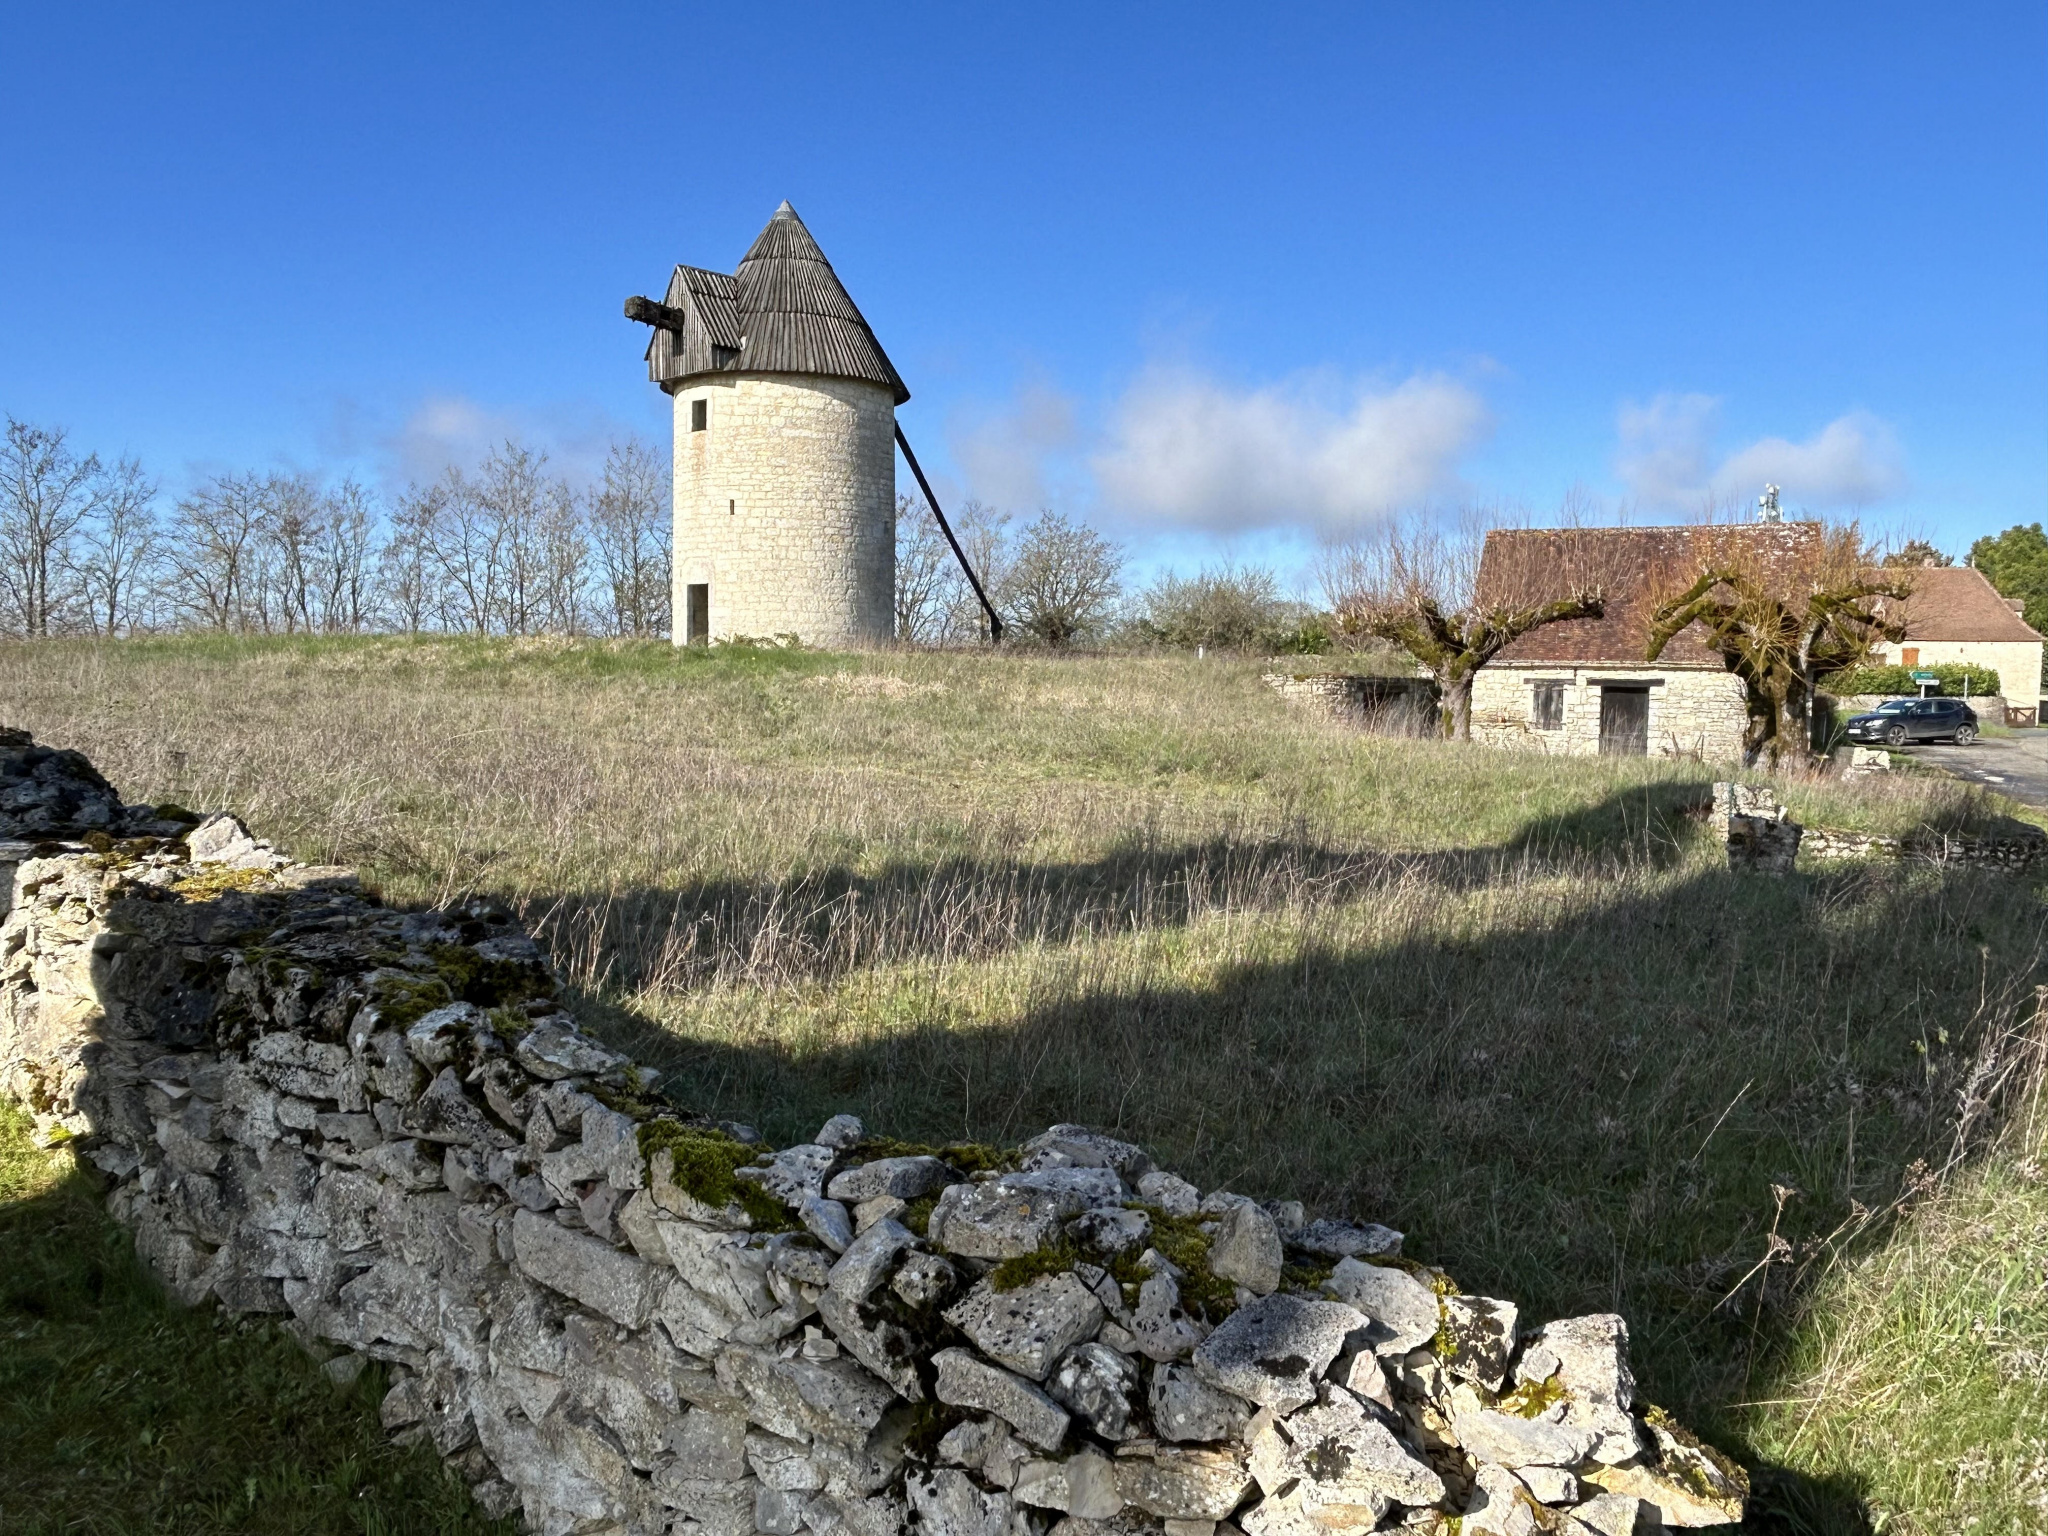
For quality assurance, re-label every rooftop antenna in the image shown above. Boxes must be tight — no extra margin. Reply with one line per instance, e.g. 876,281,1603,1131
1756,483,1782,523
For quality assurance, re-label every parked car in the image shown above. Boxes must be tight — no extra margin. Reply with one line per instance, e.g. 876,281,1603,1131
1843,697,1979,746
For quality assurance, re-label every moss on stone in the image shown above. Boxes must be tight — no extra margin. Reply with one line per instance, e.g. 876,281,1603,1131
848,1136,1016,1177
427,942,548,1009
898,1192,941,1237
637,1121,794,1231
1644,1403,1750,1498
371,972,454,1031
171,866,277,902
1130,1204,1237,1320
1496,1372,1566,1419
989,1240,1083,1291
1281,1260,1333,1292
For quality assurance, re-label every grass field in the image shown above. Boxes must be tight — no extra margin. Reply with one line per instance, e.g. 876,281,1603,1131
4,633,2046,1534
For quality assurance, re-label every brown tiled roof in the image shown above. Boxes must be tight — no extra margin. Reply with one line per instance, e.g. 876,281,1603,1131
1883,565,2043,643
1482,522,1825,667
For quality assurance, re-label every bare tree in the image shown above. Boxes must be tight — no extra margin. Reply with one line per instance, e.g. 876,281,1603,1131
1647,523,1905,768
69,457,159,636
590,440,669,636
1004,510,1123,647
0,418,106,636
379,482,445,634
315,478,379,632
261,474,324,634
894,493,955,644
946,500,1013,642
1323,511,1606,739
168,472,270,631
535,476,587,635
426,465,506,635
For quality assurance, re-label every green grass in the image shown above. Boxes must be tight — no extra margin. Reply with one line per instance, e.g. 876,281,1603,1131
5,633,2048,1533
0,1102,512,1535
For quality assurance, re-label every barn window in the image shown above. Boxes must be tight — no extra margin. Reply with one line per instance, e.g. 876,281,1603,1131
1532,680,1564,731
691,399,709,432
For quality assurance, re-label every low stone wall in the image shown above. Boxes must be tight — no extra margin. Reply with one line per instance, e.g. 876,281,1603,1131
1262,674,1437,734
2,731,1745,1535
1709,781,2048,873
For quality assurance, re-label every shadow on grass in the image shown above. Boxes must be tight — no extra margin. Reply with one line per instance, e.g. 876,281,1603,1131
0,1102,512,1536
554,785,2042,1535
526,780,1715,994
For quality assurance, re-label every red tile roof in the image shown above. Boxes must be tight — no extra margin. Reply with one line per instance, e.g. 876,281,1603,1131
1481,523,1826,667
1883,565,2043,643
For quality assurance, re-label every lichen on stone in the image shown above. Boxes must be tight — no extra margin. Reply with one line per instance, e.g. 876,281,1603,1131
170,865,279,902
1495,1372,1566,1419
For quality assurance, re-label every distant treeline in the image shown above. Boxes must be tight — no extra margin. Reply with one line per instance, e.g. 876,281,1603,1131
0,416,1331,652
0,418,670,640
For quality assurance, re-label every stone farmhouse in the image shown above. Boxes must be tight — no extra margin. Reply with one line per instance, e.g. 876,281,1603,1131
1468,524,1802,761
1866,564,2044,712
1471,524,2044,760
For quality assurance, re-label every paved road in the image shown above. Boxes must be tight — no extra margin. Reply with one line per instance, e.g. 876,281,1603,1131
1898,730,2048,808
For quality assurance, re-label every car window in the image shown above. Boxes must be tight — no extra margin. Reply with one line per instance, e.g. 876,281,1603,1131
1876,700,1913,714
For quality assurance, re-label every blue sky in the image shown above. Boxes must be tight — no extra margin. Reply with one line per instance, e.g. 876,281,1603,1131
3,3,2041,586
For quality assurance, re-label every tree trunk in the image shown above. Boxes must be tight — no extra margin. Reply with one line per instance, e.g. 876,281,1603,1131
1443,674,1473,741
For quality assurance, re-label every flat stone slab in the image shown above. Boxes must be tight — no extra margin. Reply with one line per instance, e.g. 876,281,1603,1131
928,1168,1127,1259
1320,1258,1440,1356
1249,1387,1444,1509
932,1347,1071,1451
944,1273,1105,1380
1287,1219,1402,1261
512,1207,664,1328
827,1155,956,1203
1113,1443,1254,1519
1190,1293,1365,1413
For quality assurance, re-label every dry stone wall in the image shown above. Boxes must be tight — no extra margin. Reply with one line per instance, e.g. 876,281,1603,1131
1710,780,2048,874
1,730,1747,1535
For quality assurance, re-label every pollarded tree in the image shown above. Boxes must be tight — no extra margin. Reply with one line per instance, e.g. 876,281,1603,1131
1646,523,1907,768
1323,514,1605,740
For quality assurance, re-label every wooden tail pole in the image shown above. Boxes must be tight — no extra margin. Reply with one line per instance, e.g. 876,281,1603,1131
895,424,1003,642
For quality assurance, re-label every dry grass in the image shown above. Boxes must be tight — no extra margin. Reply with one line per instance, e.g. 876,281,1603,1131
4,632,2046,1533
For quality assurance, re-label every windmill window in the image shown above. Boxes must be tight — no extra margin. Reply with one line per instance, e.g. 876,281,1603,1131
1531,680,1565,731
691,399,709,432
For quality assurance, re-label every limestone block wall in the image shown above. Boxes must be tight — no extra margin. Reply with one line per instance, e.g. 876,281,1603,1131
673,375,896,649
0,733,1747,1536
1261,674,1437,734
1472,666,1749,762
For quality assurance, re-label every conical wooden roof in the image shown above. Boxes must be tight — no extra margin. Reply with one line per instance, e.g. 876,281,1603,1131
646,202,908,404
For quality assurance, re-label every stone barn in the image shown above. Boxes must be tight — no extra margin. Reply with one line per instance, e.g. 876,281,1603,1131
627,203,907,648
1469,522,1831,761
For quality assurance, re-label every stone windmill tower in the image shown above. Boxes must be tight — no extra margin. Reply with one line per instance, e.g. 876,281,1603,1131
625,202,908,648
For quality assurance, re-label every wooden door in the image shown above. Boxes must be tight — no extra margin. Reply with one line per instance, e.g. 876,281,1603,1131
1599,686,1649,755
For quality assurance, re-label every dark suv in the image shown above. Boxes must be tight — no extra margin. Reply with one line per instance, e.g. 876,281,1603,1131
1843,697,1980,746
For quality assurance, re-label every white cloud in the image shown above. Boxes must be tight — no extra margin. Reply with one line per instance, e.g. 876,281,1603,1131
379,394,645,490
1715,414,1906,509
1616,393,1907,512
949,384,1079,510
1091,367,1491,537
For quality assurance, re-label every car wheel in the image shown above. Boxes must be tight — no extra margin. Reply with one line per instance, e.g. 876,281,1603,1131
1885,723,1907,747
1955,724,1978,745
